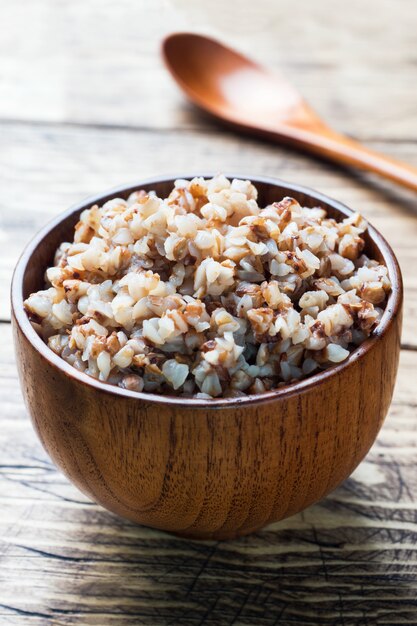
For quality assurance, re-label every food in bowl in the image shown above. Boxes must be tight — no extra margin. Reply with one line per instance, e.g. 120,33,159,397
14,174,402,539
24,175,391,398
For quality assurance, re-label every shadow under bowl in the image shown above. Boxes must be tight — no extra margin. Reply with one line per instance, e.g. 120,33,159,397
11,174,403,540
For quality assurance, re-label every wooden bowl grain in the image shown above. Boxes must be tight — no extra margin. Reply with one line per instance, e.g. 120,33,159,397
11,175,403,540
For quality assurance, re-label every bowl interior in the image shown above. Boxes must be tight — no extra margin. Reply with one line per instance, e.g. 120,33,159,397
12,174,402,407
20,176,387,298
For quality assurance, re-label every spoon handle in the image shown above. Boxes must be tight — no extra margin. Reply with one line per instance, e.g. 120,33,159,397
290,126,417,192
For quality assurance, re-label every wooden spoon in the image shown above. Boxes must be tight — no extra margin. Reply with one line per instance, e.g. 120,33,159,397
162,33,417,192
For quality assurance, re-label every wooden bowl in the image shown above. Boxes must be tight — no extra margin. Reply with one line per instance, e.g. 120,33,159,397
11,175,403,540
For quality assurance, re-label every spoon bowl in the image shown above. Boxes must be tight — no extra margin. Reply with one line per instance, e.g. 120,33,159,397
163,33,417,192
163,33,306,126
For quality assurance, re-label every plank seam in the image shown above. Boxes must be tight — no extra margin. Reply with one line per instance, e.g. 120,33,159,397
1,117,417,144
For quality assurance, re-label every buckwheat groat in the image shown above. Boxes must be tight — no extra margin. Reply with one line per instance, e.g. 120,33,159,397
25,176,391,398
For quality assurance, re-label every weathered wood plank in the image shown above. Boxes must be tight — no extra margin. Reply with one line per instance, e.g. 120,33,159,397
1,0,417,141
0,322,416,624
1,122,417,347
1,0,417,621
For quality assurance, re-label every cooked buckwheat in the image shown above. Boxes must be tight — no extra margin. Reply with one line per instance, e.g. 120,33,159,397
24,176,391,398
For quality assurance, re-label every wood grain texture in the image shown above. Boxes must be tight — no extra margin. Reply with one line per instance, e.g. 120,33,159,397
1,0,417,621
1,0,417,140
10,176,403,542
12,311,402,540
163,33,417,192
1,324,416,624
1,122,417,347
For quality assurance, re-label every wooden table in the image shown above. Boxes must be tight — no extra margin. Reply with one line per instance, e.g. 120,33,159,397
1,1,416,624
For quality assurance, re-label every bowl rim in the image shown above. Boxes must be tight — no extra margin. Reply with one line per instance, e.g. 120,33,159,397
11,173,403,409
